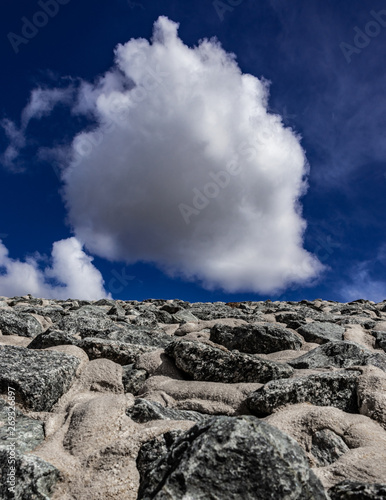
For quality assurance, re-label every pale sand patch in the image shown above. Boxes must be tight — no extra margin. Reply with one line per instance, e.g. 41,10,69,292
343,324,376,350
0,334,31,347
139,375,262,415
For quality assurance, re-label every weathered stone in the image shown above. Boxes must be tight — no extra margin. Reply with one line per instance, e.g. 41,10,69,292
136,429,186,481
372,331,386,352
27,329,81,350
165,339,293,383
0,450,60,500
289,341,386,372
329,480,386,499
91,324,172,348
0,399,45,453
311,428,350,466
127,398,211,424
57,307,115,336
80,337,158,365
122,365,148,394
0,346,80,411
247,371,361,416
171,309,199,324
210,322,302,354
137,415,328,500
0,310,43,338
297,322,345,344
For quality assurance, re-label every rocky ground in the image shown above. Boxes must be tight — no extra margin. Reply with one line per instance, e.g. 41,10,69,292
1,296,386,499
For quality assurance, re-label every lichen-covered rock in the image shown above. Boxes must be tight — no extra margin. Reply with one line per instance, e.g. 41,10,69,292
311,429,350,466
137,415,328,499
0,399,60,499
247,371,361,416
122,364,148,394
80,337,159,365
57,307,116,336
136,429,186,481
372,331,386,352
27,329,81,350
210,323,302,354
165,339,293,383
0,310,43,338
127,398,211,424
0,346,80,411
328,480,386,499
0,450,60,500
0,399,44,453
289,341,386,372
297,322,345,344
91,324,172,348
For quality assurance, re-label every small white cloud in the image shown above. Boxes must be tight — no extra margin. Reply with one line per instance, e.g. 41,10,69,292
0,237,109,300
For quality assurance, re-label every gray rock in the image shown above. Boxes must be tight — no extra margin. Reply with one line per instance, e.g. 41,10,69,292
27,329,81,350
329,480,386,499
80,337,158,365
0,346,80,411
0,310,43,338
137,415,328,500
297,321,345,344
0,399,44,454
57,307,115,336
275,312,306,330
91,324,172,348
311,428,350,466
171,309,199,324
247,371,361,417
210,323,302,354
28,330,160,366
372,331,386,352
0,399,60,499
165,339,293,383
127,398,211,424
136,429,186,481
0,449,60,500
122,365,148,394
289,341,386,372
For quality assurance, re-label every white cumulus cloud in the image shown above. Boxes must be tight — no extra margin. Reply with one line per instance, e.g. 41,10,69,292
0,237,109,300
60,15,322,294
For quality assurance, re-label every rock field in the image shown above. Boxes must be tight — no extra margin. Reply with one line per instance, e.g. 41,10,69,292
1,295,386,499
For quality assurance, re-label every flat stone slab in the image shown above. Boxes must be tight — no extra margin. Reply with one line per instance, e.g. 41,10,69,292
165,339,293,383
210,322,302,354
0,346,80,411
247,371,361,416
289,341,386,372
297,321,345,344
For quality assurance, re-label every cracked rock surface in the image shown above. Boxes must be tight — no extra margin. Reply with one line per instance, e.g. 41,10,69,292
0,296,385,498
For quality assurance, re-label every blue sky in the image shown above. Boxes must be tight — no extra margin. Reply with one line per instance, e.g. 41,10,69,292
0,0,386,302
